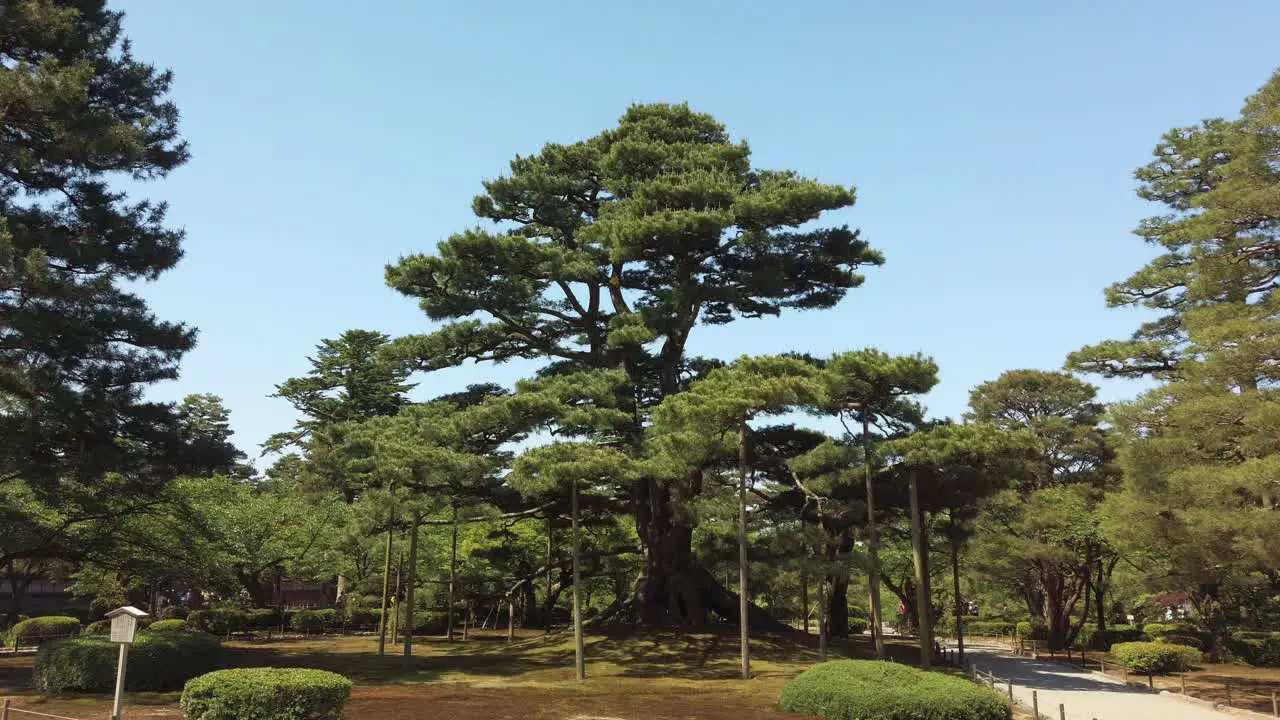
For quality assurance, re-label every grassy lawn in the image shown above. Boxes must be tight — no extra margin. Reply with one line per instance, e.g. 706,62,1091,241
0,629,931,719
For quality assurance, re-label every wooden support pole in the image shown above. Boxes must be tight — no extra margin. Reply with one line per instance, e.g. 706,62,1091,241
1032,690,1039,718
402,512,420,663
571,475,585,681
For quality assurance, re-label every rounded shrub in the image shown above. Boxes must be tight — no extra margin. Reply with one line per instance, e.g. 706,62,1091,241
1016,620,1047,641
181,668,352,720
34,631,221,692
847,618,869,635
249,608,283,629
290,610,328,633
345,608,382,628
780,660,1008,720
1142,622,1192,638
187,608,249,636
1156,634,1203,650
149,619,189,632
157,605,189,621
84,620,111,635
1110,641,1201,675
11,616,81,645
1228,633,1280,667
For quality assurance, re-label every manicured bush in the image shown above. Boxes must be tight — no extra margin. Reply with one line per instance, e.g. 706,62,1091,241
1078,623,1146,649
1142,622,1192,638
249,608,283,629
345,608,382,628
11,616,81,645
34,631,221,692
150,619,189,632
1016,620,1047,640
84,620,111,635
967,621,1016,637
847,618,869,635
1228,633,1280,667
187,609,249,636
1156,634,1203,650
1110,641,1201,675
779,660,1008,720
290,610,328,633
181,668,352,720
157,605,189,621
847,605,869,620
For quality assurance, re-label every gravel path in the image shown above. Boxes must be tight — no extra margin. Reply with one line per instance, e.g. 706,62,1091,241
962,645,1230,720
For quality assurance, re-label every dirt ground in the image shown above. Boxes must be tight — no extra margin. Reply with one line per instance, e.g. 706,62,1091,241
1095,660,1280,715
0,629,931,720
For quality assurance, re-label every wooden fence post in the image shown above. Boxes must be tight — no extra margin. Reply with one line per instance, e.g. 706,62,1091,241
1224,682,1231,708
1147,673,1154,690
1270,690,1277,717
1058,703,1066,720
1032,690,1039,719
3,697,10,720
1180,673,1186,695
1007,680,1013,703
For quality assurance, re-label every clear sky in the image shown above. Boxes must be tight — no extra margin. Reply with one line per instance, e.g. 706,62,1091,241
113,0,1280,460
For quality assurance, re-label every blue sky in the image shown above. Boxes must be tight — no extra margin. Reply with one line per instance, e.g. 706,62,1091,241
113,0,1280,460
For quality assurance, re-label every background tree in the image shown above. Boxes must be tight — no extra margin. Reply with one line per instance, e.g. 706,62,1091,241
1069,69,1280,656
385,104,882,625
965,370,1113,649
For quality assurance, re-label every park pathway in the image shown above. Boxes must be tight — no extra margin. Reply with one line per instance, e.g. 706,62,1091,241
961,645,1231,720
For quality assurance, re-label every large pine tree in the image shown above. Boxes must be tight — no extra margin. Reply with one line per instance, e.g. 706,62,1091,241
1,0,192,497
386,104,882,625
0,1,196,600
1069,69,1280,654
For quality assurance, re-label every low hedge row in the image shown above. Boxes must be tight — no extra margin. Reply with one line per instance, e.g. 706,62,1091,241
966,621,1016,637
181,668,352,720
1229,632,1280,667
34,631,222,692
779,660,1009,720
187,609,249,635
149,619,189,632
847,618,869,635
1110,641,1201,675
1016,620,1047,640
1077,623,1146,649
1156,634,1203,650
10,616,81,645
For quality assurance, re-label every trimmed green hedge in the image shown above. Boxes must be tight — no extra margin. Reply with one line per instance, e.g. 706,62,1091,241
966,621,1016,637
181,668,352,720
780,660,1008,720
249,608,283,629
34,631,222,692
290,610,329,633
1016,620,1047,640
11,616,81,645
149,619,189,632
157,605,189,621
187,609,249,636
1110,641,1200,675
1156,634,1203,650
345,608,382,628
1228,633,1280,667
1078,623,1146,649
1142,622,1193,638
84,620,111,635
847,618,869,635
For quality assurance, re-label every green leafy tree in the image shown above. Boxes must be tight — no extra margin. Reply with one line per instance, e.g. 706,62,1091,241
385,104,882,625
965,370,1113,649
1069,69,1280,657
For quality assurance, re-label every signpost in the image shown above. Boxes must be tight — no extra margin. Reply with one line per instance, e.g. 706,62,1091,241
104,606,148,720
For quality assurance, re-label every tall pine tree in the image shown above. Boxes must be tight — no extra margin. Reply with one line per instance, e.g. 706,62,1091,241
386,104,882,625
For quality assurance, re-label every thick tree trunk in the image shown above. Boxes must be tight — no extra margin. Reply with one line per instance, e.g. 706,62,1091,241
1094,555,1107,642
543,514,554,632
801,563,809,634
828,575,849,637
236,568,271,608
818,575,828,662
632,476,710,625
